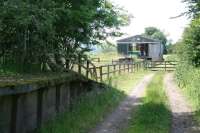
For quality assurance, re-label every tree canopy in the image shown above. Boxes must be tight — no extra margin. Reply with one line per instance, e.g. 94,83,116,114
177,18,200,66
0,0,130,73
174,0,200,67
183,0,200,18
143,27,168,54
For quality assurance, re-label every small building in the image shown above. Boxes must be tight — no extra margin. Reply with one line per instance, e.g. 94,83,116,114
117,35,163,61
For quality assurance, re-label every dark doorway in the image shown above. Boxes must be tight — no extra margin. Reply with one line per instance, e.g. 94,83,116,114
128,44,133,52
136,44,149,57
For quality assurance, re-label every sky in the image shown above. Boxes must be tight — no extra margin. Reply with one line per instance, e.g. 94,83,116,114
111,0,190,43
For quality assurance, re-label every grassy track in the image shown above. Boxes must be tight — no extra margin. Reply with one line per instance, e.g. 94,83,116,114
38,71,148,133
108,70,149,94
125,73,171,133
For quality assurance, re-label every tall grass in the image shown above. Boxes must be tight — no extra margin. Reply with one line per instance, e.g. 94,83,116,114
126,73,171,133
175,63,200,121
176,63,200,109
38,71,148,133
39,85,125,133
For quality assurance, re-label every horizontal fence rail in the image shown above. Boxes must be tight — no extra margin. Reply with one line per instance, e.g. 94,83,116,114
145,61,178,71
72,57,178,82
95,61,145,82
90,58,101,62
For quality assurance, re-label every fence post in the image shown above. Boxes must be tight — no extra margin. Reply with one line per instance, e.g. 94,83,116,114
144,61,147,70
78,55,81,74
86,60,89,78
119,64,121,74
142,61,145,70
134,63,136,72
113,65,116,75
124,63,126,72
131,63,134,73
137,63,139,71
100,66,103,82
128,63,130,73
107,65,110,79
165,61,167,71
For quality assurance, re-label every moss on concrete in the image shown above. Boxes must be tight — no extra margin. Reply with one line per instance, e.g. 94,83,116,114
0,71,87,88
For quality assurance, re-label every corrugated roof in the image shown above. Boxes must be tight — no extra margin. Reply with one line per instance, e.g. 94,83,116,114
117,35,160,43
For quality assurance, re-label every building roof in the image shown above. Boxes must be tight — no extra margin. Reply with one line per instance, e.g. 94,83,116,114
117,35,160,44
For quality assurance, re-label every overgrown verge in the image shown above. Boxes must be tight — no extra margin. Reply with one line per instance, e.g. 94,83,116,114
39,84,125,133
175,63,200,121
125,73,171,133
38,71,147,133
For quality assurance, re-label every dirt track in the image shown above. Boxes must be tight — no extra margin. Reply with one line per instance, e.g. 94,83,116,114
164,73,200,133
89,74,154,133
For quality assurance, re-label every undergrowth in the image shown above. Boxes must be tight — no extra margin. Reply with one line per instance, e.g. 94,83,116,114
38,71,148,133
39,85,125,133
175,62,200,122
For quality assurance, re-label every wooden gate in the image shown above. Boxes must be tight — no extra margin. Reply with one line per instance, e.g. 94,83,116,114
145,61,178,71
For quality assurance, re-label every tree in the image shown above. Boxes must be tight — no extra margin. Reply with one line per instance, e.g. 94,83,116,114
166,42,174,54
183,0,200,18
174,0,200,67
177,18,200,67
0,0,130,73
143,27,168,54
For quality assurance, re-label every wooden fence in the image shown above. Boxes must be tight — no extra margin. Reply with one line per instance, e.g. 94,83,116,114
72,57,178,82
91,58,101,62
72,59,145,82
145,61,178,71
94,61,144,82
72,59,98,81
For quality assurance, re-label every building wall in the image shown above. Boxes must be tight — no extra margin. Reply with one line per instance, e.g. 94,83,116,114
117,43,129,55
148,43,163,61
117,42,163,60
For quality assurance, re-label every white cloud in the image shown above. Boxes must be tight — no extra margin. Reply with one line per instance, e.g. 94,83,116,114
111,0,190,42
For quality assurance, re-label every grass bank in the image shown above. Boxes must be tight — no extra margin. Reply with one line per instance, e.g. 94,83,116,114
38,70,148,133
164,54,179,61
108,70,149,94
175,63,200,122
125,73,171,133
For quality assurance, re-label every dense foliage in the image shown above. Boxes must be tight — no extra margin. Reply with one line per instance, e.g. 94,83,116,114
0,0,130,73
183,0,200,17
174,0,200,67
144,27,167,45
175,0,200,111
143,27,168,54
178,19,200,66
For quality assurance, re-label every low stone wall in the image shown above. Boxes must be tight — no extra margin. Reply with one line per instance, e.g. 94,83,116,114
0,72,98,133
